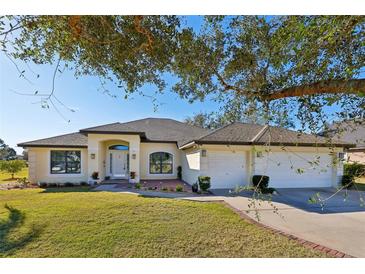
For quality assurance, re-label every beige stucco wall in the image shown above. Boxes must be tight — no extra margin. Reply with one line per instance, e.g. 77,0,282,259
87,133,140,182
140,142,181,180
27,147,88,184
181,147,201,185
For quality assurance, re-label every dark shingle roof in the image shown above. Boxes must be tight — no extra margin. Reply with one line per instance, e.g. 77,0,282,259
321,120,365,149
18,119,354,149
195,123,264,144
19,118,209,148
80,118,209,146
182,122,353,148
18,132,88,148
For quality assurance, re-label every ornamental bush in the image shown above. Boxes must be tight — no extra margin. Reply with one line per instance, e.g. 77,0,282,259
341,174,355,188
252,175,270,190
175,184,183,192
198,176,211,192
177,166,182,180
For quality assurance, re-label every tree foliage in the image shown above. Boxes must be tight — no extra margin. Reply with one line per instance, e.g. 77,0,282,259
0,139,17,160
0,160,26,179
1,15,364,132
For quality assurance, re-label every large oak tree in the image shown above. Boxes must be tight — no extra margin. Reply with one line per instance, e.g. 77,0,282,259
1,15,364,132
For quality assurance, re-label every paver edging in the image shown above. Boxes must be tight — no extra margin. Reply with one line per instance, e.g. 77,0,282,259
216,200,355,258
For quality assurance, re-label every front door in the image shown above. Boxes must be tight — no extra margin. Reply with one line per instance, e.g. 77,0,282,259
110,151,128,179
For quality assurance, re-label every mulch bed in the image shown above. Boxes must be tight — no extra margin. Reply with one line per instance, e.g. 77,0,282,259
0,182,38,190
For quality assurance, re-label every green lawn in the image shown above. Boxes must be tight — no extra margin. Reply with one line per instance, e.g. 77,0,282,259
0,188,326,258
0,167,28,184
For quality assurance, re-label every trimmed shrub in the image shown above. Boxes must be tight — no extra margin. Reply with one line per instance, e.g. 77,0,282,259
192,183,199,193
38,182,47,188
130,171,136,179
135,183,141,189
175,185,183,192
252,175,270,190
17,177,29,187
161,186,168,191
91,171,99,180
344,163,365,178
64,182,74,187
341,174,355,188
198,176,211,192
177,166,182,180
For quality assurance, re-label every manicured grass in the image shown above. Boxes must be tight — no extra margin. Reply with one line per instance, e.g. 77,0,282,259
0,188,326,258
0,167,28,184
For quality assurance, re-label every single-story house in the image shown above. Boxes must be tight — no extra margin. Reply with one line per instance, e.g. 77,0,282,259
320,120,365,164
18,118,352,189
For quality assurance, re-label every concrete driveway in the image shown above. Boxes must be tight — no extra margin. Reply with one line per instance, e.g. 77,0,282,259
207,188,365,257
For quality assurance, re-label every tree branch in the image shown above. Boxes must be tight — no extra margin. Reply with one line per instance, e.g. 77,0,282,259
213,69,245,94
264,79,365,101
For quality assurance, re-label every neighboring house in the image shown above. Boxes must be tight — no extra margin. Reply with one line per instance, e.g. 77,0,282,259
321,120,365,164
18,118,352,189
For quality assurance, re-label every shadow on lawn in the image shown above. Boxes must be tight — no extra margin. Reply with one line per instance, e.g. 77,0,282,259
2,177,21,182
0,204,42,255
39,186,92,194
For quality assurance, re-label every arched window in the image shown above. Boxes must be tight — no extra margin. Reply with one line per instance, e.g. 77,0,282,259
149,152,173,174
109,145,128,151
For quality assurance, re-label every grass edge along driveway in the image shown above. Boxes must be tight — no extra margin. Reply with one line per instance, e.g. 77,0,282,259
0,187,327,258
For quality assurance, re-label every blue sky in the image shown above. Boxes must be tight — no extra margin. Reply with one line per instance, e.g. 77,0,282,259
0,55,221,154
0,16,215,153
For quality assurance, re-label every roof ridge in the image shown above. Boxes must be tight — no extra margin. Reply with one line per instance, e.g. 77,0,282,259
171,119,209,131
80,122,120,131
194,123,234,141
250,125,269,142
269,125,328,140
124,117,208,131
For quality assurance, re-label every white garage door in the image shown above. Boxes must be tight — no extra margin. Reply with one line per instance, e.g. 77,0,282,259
206,151,247,189
255,152,333,188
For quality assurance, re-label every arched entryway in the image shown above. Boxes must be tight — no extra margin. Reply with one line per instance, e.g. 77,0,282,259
107,144,129,179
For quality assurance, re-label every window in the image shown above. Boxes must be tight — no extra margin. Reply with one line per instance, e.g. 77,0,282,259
149,152,173,174
338,152,346,162
109,145,128,150
51,151,81,174
256,151,263,158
